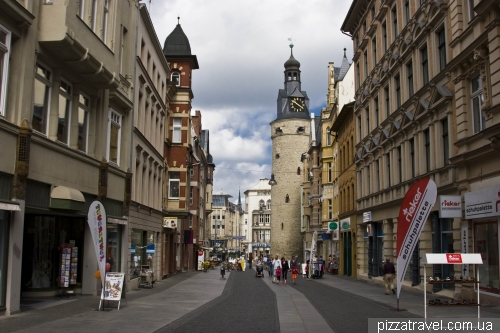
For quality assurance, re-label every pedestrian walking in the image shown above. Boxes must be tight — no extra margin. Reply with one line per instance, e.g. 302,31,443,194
272,255,281,283
291,265,299,285
248,252,253,269
267,256,273,277
290,255,298,269
383,258,396,295
275,266,282,284
281,257,289,284
305,259,310,279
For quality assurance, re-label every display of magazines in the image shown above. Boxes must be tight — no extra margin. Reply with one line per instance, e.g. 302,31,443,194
59,244,78,287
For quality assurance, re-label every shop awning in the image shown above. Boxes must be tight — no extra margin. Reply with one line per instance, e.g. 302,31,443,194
0,202,21,211
50,186,85,211
199,246,213,251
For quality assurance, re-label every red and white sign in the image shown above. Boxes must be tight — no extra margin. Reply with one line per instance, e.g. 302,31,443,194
396,178,437,299
446,254,462,263
439,195,462,218
87,201,107,292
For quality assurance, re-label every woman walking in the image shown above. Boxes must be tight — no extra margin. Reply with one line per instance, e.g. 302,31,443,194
272,255,281,283
281,257,289,284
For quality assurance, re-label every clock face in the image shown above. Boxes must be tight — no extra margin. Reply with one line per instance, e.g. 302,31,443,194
291,97,305,112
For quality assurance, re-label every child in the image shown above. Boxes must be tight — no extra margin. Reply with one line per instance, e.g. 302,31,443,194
291,265,299,285
275,266,282,284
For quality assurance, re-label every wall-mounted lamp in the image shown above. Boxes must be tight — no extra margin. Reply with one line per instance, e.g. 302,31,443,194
268,173,277,186
328,129,338,142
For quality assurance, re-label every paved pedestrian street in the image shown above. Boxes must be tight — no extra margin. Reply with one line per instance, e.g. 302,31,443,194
2,268,500,333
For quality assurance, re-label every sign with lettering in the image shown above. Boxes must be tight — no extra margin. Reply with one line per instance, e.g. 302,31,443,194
446,254,463,263
396,178,437,299
464,186,500,219
439,195,462,218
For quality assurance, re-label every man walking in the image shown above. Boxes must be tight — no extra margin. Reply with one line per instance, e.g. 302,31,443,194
248,252,253,269
383,258,396,295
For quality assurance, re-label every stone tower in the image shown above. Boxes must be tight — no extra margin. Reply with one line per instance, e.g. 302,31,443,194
270,43,311,261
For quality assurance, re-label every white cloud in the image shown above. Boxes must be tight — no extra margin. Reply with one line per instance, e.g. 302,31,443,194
150,0,353,202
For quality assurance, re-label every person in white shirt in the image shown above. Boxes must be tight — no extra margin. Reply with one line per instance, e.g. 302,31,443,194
272,255,282,284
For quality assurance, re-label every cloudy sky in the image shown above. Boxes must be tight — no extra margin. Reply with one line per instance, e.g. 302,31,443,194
149,0,353,204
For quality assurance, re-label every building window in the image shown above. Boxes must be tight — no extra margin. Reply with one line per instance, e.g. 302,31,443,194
326,127,331,145
374,97,379,127
189,186,193,205
375,159,380,192
405,0,410,24
364,50,368,79
468,0,476,21
407,60,414,98
267,200,271,210
384,86,390,118
392,6,398,41
57,79,72,144
367,165,371,194
102,0,110,43
421,45,429,85
172,117,181,142
397,146,402,183
77,0,85,17
366,107,370,134
442,118,449,166
410,138,415,178
471,74,485,134
285,194,289,203
356,62,360,89
328,199,332,219
357,115,362,140
107,109,121,165
265,214,270,224
78,94,90,152
327,162,332,182
437,28,446,72
395,75,401,108
0,25,11,116
371,5,375,21
171,72,180,86
372,37,377,66
386,153,391,187
259,214,264,224
424,129,430,173
91,0,98,32
382,22,387,52
32,62,52,135
169,172,180,199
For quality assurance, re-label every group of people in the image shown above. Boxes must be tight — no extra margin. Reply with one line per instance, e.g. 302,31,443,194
264,255,300,285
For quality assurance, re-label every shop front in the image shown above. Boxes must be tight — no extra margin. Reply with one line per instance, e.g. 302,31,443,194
465,185,500,296
0,207,15,309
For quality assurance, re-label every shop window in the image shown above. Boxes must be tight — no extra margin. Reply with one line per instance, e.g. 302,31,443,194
474,221,499,294
107,224,122,273
0,211,9,308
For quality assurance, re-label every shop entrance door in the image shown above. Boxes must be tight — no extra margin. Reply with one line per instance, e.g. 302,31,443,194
343,232,352,276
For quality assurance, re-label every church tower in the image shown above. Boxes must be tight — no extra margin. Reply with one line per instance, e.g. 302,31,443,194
270,43,311,261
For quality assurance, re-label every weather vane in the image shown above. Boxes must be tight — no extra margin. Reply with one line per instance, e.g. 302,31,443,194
288,37,294,49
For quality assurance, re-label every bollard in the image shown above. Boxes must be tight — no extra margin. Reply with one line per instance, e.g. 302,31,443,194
220,265,226,279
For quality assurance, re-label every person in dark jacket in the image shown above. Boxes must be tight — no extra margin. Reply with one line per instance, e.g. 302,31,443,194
281,257,290,284
383,258,396,295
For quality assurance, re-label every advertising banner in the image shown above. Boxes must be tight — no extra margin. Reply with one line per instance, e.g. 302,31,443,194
197,250,204,270
102,272,125,301
87,201,107,292
396,178,437,298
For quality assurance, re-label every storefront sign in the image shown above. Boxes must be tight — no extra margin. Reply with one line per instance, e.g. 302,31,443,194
461,226,469,277
328,221,338,232
439,195,462,218
340,218,350,231
197,250,204,270
446,254,463,263
464,185,500,219
396,178,437,299
323,185,333,199
363,211,372,223
163,217,177,228
88,200,107,291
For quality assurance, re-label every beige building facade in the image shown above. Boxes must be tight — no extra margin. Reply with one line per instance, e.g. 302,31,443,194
342,0,500,305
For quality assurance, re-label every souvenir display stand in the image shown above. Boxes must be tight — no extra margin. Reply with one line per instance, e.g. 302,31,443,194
140,265,153,288
57,244,78,298
422,253,483,319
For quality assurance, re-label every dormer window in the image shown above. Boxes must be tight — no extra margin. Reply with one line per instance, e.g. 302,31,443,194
297,127,305,133
293,72,297,80
171,72,180,86
275,127,283,134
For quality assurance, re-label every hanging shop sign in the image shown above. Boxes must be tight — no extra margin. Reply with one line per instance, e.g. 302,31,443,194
340,218,351,231
87,200,107,293
363,211,372,223
163,217,177,228
439,195,462,218
328,221,339,240
464,185,500,219
461,226,469,277
396,178,437,299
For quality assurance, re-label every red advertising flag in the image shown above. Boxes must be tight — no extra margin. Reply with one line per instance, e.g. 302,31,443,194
396,178,437,298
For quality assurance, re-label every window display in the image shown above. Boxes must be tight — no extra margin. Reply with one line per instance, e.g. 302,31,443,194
474,220,499,293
